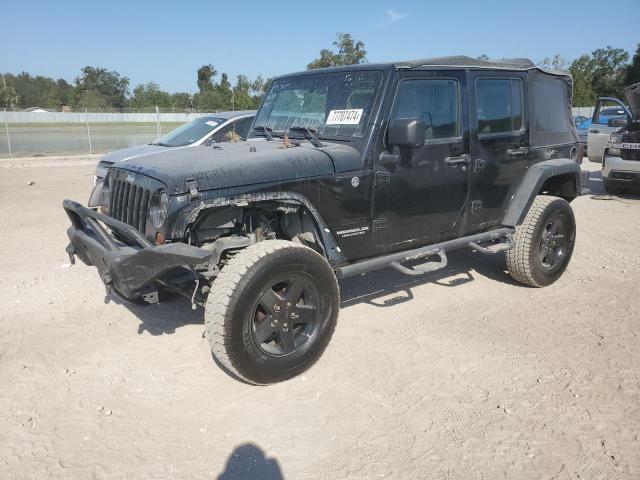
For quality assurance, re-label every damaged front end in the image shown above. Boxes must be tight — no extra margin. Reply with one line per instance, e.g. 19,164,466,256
63,199,210,303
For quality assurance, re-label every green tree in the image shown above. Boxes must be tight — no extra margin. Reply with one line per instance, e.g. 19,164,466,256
625,43,640,86
129,82,171,108
590,46,629,98
0,81,19,109
538,54,568,70
54,79,73,107
74,89,110,109
233,74,254,110
169,92,193,110
568,46,630,106
197,64,217,92
307,33,367,70
217,72,233,107
194,89,225,111
1,72,74,109
569,55,596,106
74,66,129,109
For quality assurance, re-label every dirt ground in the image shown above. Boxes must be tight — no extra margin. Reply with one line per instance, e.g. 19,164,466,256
1,159,639,479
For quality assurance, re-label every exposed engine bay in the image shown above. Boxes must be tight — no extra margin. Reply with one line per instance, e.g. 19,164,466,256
182,203,323,280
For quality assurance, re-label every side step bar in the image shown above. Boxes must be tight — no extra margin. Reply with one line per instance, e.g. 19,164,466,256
336,228,515,279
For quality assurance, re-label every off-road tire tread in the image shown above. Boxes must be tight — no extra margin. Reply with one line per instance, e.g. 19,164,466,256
506,195,570,287
205,240,339,385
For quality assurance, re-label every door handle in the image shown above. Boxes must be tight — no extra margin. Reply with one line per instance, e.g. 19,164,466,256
506,147,529,157
444,154,470,165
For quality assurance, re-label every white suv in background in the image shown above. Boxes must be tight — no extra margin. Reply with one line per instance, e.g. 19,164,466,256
602,83,640,195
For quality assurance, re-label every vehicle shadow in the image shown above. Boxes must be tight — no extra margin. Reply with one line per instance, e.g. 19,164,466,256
340,249,520,308
116,248,518,334
216,443,284,480
115,294,204,336
587,169,640,199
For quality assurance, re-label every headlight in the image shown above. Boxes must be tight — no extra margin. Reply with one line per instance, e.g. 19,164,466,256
607,147,621,157
609,131,624,144
607,132,624,158
149,190,169,228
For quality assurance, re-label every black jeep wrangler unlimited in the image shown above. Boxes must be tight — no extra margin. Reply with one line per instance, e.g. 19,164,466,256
64,56,585,384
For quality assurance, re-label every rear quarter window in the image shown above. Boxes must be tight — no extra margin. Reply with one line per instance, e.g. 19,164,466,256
532,77,576,146
475,78,523,135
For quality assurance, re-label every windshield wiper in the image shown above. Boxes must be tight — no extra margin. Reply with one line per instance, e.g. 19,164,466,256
153,142,172,147
252,125,274,141
288,126,325,148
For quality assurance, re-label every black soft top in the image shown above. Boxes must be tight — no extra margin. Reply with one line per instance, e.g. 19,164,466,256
280,55,571,79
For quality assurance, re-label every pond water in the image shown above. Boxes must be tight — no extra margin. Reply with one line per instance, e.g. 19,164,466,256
0,124,181,157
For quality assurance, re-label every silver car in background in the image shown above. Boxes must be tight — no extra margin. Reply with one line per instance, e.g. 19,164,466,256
94,110,255,182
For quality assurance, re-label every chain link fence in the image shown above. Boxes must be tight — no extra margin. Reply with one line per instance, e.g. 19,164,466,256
2,105,600,158
1,107,216,158
571,106,595,118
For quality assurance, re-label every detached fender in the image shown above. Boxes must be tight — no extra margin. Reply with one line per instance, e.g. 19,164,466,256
502,158,582,227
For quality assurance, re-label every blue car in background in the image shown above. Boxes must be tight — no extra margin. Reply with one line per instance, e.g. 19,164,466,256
573,115,588,127
576,106,628,152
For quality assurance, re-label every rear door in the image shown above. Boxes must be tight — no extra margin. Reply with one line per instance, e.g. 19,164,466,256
587,99,631,163
374,70,470,248
468,72,529,229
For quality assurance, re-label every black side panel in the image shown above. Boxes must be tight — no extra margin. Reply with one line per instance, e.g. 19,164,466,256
501,158,581,226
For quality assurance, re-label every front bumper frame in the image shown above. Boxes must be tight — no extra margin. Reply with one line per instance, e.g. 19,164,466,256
63,199,210,300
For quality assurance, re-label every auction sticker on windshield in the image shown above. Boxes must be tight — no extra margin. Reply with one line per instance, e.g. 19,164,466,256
326,109,363,125
206,121,219,127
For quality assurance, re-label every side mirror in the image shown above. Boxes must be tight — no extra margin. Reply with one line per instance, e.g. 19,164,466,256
387,118,425,148
608,117,628,127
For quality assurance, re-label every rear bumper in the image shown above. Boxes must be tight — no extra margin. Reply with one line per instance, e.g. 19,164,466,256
63,199,210,300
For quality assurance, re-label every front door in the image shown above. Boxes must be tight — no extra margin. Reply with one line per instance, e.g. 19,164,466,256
374,71,469,248
587,98,631,163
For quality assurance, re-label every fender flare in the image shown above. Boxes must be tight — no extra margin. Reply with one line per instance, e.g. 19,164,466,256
170,191,347,267
502,158,581,227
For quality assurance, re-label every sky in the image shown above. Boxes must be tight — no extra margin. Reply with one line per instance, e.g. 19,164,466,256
1,0,638,94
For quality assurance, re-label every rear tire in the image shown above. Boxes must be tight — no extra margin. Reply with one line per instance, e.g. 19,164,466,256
205,240,340,385
506,195,576,287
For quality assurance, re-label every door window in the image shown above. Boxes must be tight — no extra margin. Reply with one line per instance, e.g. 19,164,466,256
475,79,523,134
211,123,241,143
593,100,628,125
391,79,459,140
233,117,254,139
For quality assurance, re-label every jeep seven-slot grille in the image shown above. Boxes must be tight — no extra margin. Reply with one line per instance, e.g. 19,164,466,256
109,178,151,233
621,148,640,161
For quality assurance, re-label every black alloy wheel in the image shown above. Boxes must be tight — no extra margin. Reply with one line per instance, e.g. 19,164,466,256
251,275,322,356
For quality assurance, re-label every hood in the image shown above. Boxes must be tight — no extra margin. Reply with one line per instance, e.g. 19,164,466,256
101,143,172,163
623,83,640,119
116,140,354,195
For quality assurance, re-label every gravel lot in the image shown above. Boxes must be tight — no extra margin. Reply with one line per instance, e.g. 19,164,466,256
1,159,639,479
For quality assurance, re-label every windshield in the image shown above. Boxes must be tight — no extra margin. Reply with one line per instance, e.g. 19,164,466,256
600,108,626,117
154,116,226,147
253,71,383,138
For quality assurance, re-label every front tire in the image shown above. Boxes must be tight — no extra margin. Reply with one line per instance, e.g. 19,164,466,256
507,195,576,287
205,240,340,385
